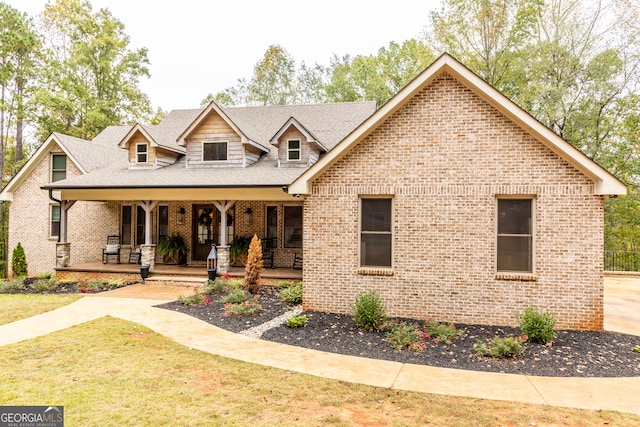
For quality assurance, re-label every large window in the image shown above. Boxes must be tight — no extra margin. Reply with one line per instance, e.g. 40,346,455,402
51,205,60,237
266,206,278,241
121,206,132,245
203,142,228,161
51,154,66,182
360,198,392,267
283,206,302,248
136,206,146,245
287,139,301,161
497,198,533,273
136,144,148,163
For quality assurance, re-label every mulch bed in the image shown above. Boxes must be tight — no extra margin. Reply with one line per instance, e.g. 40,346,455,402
158,286,640,378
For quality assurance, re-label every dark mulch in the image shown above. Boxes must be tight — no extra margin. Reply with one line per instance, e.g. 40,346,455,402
2,277,136,294
158,287,640,378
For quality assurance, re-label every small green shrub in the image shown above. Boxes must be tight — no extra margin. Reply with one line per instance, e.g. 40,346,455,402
37,272,53,280
474,335,526,358
221,288,249,304
279,282,303,304
204,279,230,294
0,278,25,292
11,242,28,277
351,291,386,331
227,279,244,290
519,306,556,344
276,281,294,289
32,279,58,293
223,299,261,317
384,321,425,352
423,319,464,345
108,279,125,287
633,346,640,353
178,292,210,306
55,279,76,286
285,314,308,328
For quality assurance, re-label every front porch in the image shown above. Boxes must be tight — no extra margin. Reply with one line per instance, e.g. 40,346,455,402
55,262,302,287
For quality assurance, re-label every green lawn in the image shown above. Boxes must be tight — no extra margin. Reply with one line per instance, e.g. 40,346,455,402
0,315,638,426
0,294,81,325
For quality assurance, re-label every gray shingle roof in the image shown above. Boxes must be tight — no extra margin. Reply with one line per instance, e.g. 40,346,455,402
45,101,376,190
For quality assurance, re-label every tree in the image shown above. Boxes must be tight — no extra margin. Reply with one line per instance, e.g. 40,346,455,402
11,241,27,277
34,0,152,140
243,234,263,295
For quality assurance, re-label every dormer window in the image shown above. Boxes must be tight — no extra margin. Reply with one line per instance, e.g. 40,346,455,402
287,139,301,161
203,141,228,161
136,144,148,163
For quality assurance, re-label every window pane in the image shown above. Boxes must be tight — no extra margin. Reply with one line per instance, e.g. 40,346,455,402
497,235,532,272
158,206,169,241
121,206,132,245
361,234,392,267
52,155,66,182
203,142,228,161
136,145,147,153
136,206,145,245
266,206,278,241
51,205,60,237
361,199,392,232
284,206,302,248
288,150,300,160
498,199,531,234
288,140,300,149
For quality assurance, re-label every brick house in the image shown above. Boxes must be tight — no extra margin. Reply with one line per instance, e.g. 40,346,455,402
0,54,625,329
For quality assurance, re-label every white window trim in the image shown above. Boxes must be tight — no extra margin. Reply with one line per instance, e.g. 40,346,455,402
202,141,229,162
359,196,394,269
495,196,536,274
136,143,148,163
286,139,301,162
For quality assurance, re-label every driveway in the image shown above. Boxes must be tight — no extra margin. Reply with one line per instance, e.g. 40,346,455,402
604,274,640,336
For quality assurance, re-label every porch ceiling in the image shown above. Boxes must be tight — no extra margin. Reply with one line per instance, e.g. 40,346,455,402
56,186,300,201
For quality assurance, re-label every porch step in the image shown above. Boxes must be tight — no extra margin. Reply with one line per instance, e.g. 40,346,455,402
144,275,209,288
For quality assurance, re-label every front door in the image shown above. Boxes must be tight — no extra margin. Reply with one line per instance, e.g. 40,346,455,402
193,205,219,261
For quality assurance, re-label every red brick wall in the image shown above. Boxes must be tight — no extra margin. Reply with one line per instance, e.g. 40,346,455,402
302,72,604,330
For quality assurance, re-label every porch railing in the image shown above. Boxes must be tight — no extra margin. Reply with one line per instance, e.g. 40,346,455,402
605,251,640,272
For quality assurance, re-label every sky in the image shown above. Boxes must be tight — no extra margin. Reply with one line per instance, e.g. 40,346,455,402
8,0,443,111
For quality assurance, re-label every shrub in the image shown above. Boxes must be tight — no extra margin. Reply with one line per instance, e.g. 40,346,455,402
32,279,58,293
633,346,640,353
108,279,125,287
423,319,464,345
220,288,249,304
243,235,263,294
276,281,294,289
474,335,526,358
384,321,425,352
11,242,28,277
351,291,386,331
285,314,308,328
204,279,230,294
37,272,53,280
279,282,303,304
224,299,262,317
519,306,556,344
0,278,25,292
178,291,210,306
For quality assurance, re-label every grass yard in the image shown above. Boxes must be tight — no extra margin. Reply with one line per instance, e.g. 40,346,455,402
0,294,81,325
0,316,638,426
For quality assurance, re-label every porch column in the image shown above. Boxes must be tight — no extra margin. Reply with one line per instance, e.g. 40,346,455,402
213,200,235,274
140,244,156,269
137,201,159,245
56,200,76,268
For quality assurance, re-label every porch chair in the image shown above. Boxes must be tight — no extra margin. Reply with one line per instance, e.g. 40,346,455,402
293,253,303,270
102,235,121,264
262,237,276,269
128,247,142,264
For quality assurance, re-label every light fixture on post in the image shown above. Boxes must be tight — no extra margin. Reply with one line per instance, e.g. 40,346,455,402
206,244,217,280
177,207,185,225
244,208,253,226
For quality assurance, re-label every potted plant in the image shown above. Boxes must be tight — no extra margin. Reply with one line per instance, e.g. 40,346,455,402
158,233,189,265
229,236,251,266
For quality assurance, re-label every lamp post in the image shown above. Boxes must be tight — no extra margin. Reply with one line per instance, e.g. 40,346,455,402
207,244,217,281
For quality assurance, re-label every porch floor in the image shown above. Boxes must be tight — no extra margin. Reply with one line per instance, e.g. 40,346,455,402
56,262,302,281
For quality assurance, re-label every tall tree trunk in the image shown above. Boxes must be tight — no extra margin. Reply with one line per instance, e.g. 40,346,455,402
0,84,5,185
15,78,23,169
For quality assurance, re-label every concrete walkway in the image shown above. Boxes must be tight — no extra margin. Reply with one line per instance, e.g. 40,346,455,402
1,279,639,416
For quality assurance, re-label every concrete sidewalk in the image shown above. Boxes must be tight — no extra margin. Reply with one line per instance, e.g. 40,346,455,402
1,282,639,416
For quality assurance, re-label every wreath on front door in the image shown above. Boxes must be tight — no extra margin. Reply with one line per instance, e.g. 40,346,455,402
198,212,212,227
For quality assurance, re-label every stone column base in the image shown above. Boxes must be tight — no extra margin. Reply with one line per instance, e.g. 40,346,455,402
140,244,156,269
56,243,71,268
217,245,230,274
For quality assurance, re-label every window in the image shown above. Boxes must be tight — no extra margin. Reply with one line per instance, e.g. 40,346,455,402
51,205,61,237
287,139,301,161
121,206,132,245
497,198,533,273
136,206,146,245
158,205,169,241
283,206,302,248
136,144,148,163
360,198,392,267
203,142,228,161
51,154,66,182
266,206,278,241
